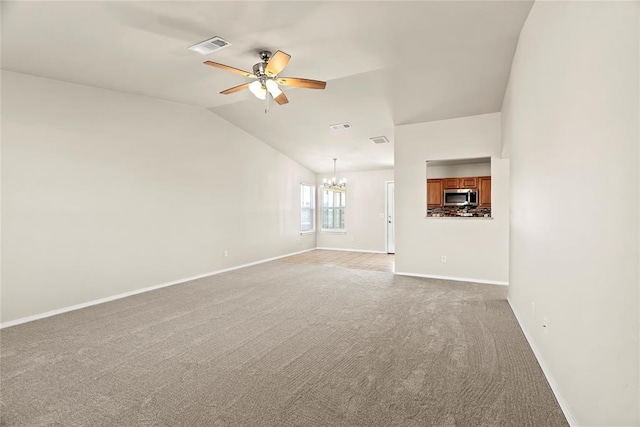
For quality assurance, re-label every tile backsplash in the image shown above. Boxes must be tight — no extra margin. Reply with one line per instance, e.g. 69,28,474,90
427,206,491,218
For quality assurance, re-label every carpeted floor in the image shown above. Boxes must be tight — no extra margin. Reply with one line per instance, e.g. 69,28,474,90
0,260,567,426
281,249,395,272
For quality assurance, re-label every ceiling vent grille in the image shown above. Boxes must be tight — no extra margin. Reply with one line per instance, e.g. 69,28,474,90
329,122,351,131
188,36,231,55
369,136,389,144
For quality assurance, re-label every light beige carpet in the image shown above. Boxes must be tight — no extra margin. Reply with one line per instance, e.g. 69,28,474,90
282,249,395,272
0,261,567,426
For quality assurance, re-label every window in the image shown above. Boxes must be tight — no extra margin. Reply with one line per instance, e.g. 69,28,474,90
300,183,315,233
321,187,346,231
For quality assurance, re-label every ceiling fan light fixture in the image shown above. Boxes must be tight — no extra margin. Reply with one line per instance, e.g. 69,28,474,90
204,49,326,110
265,79,282,97
249,80,267,100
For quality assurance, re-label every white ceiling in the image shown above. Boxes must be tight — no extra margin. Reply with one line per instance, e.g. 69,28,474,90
1,1,532,173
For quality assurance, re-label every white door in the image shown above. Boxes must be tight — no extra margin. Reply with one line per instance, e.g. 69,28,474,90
386,181,395,254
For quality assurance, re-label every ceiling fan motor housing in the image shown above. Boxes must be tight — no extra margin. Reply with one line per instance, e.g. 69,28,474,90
252,62,266,78
259,50,272,62
253,51,273,78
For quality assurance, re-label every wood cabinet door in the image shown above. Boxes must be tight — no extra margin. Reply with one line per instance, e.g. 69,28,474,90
478,176,491,207
426,179,443,207
443,178,459,189
460,177,478,188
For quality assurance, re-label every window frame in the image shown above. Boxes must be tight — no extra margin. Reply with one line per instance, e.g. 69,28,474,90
300,183,316,234
320,186,346,233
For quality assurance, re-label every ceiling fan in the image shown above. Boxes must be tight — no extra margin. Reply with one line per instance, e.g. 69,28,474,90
204,50,326,109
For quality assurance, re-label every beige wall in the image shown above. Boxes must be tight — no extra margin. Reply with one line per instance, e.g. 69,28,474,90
316,169,393,253
503,1,639,425
394,113,509,283
1,71,316,323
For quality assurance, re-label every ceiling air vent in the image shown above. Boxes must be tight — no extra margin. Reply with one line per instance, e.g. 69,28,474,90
329,122,351,131
188,36,231,55
369,136,389,144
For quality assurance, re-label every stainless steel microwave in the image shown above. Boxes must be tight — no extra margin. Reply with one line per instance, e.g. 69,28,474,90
444,189,478,206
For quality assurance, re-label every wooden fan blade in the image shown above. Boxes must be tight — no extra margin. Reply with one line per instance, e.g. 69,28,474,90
274,92,289,105
220,83,251,95
276,77,326,90
264,50,291,77
204,61,256,78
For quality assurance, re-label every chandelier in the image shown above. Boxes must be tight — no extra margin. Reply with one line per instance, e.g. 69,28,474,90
323,158,346,191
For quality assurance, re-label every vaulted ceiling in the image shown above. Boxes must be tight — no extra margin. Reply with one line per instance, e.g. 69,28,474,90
1,1,533,173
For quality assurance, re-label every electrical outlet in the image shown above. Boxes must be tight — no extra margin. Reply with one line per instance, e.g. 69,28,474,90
543,317,548,335
351,236,355,242
440,255,447,263
224,250,228,257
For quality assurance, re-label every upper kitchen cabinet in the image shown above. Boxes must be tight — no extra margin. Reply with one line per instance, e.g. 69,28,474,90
443,178,459,189
445,177,478,189
426,179,443,208
459,177,478,188
478,176,491,207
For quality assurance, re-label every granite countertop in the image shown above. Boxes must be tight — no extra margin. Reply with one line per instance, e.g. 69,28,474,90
426,215,493,220
427,212,491,218
426,206,492,219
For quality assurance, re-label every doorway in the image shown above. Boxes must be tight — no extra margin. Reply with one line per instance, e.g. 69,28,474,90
386,181,395,254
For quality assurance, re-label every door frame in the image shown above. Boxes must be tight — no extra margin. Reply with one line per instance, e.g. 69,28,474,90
385,180,395,254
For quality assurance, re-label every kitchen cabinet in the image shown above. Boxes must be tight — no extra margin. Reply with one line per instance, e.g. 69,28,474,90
443,177,477,189
443,178,459,189
478,176,491,207
426,179,443,207
459,177,478,188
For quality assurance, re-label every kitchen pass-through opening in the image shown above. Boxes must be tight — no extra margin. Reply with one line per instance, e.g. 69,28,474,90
425,157,492,218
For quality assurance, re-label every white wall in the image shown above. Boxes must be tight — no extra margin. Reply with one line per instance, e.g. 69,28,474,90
503,1,639,425
316,169,393,253
394,113,509,283
426,161,491,179
1,71,316,323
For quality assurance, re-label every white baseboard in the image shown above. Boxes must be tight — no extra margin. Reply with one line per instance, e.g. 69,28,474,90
315,247,388,254
507,298,577,426
0,248,316,329
394,271,508,286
